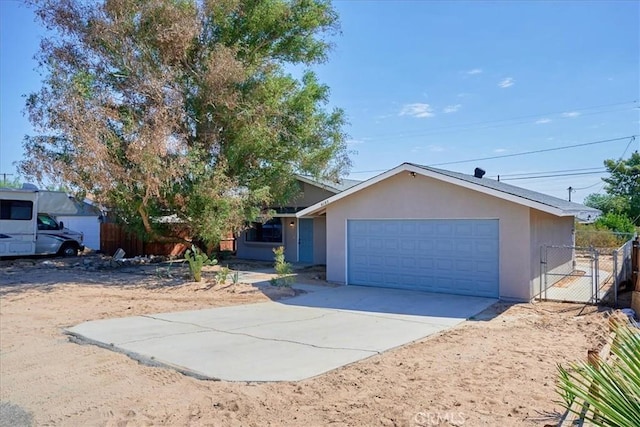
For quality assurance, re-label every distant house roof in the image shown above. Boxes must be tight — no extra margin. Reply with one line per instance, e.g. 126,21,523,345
294,174,361,194
297,163,601,219
64,197,102,216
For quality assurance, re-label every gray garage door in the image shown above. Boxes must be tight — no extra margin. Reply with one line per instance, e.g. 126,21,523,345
347,219,499,298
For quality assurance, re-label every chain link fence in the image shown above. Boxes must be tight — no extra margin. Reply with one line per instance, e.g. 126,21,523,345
538,232,636,305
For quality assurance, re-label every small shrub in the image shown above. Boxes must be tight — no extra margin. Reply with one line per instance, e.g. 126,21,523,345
184,245,217,282
271,246,294,287
216,266,230,285
231,270,240,285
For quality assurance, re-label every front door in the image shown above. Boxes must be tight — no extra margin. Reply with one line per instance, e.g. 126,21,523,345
298,218,314,263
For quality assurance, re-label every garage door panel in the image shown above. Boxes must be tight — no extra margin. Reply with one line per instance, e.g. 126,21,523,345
475,222,497,237
384,239,399,250
455,259,473,272
455,222,473,236
400,222,417,234
417,240,435,251
385,256,401,268
436,223,453,236
436,258,454,271
436,239,454,253
401,257,417,268
400,240,416,251
347,219,499,298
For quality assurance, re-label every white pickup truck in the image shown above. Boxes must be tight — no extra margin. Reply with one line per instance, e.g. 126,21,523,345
0,188,84,257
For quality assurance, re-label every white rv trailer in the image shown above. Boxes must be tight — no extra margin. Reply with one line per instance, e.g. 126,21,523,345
0,188,84,257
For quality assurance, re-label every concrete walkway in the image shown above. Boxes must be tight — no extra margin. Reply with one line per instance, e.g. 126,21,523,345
66,285,496,382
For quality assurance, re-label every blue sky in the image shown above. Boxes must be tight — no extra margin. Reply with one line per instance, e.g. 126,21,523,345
1,0,638,202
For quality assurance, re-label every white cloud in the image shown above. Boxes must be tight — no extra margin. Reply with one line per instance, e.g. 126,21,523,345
429,145,445,152
561,111,581,118
493,148,508,153
466,68,483,75
399,103,434,118
535,118,552,124
498,77,514,88
443,104,462,113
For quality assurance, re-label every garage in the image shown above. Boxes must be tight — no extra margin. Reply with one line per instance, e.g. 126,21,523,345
347,219,499,297
296,163,600,301
56,215,101,250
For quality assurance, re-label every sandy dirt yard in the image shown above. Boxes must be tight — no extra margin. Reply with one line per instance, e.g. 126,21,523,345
0,255,611,427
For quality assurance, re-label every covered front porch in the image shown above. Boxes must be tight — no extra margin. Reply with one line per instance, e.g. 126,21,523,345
235,214,326,265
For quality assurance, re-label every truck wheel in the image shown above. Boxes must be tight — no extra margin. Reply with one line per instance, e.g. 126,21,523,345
59,243,79,257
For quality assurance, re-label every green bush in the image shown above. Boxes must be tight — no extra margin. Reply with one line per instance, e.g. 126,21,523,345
270,246,294,287
184,245,217,282
595,212,636,234
575,221,635,249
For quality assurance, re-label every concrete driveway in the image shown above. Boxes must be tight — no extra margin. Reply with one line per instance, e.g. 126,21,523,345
66,285,496,382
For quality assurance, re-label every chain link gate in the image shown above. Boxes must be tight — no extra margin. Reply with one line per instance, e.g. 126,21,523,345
539,245,600,304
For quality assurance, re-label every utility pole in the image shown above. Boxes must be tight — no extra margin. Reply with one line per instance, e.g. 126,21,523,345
0,172,14,186
567,186,574,202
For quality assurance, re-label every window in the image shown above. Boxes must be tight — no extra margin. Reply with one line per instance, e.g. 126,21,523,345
0,200,33,220
37,214,60,230
245,218,283,243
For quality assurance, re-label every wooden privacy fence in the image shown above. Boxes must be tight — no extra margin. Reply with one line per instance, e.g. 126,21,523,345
100,223,144,257
100,223,235,257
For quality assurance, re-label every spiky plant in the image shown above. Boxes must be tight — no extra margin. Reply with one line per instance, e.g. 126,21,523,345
557,320,640,427
184,245,217,282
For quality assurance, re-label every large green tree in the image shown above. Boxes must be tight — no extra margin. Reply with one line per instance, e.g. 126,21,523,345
585,152,640,225
20,0,350,245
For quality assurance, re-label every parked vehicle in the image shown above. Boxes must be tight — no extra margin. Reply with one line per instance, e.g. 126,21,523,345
0,188,84,257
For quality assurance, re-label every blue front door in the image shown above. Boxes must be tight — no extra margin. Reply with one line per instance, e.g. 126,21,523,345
298,218,314,263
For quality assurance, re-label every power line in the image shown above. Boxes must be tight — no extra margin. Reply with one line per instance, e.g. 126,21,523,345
348,135,637,175
498,170,608,181
488,167,605,179
427,136,637,167
572,136,636,191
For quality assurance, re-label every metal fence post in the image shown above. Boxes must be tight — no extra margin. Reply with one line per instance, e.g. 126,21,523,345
539,246,543,300
594,249,600,304
612,249,618,307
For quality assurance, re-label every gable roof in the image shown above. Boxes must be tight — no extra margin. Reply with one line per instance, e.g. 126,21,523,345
294,174,361,194
296,162,601,218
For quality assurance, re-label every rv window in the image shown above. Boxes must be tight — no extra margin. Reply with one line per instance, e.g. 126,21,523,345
37,214,60,230
0,200,33,220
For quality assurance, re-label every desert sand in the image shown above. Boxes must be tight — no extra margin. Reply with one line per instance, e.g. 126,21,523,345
0,256,609,426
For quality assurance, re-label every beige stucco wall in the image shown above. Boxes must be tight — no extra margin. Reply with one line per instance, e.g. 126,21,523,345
313,216,327,264
325,172,534,300
529,209,575,296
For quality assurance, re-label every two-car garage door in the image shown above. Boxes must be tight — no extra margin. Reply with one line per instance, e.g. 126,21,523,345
347,219,499,298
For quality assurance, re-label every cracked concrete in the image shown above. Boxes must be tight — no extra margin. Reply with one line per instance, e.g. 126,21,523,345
65,285,496,382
